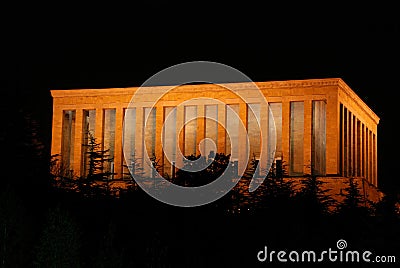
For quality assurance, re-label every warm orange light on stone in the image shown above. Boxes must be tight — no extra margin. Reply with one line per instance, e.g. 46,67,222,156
50,78,381,201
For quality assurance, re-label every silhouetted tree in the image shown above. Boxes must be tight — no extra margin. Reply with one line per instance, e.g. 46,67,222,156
93,221,124,268
3,109,51,196
34,206,81,268
122,153,144,191
229,156,296,215
175,154,202,187
296,175,336,218
79,132,115,196
206,153,232,180
337,178,372,218
175,153,230,187
84,132,114,180
227,155,257,214
374,193,400,220
144,231,169,268
260,161,295,215
267,159,289,179
150,154,162,179
49,154,77,191
0,185,26,267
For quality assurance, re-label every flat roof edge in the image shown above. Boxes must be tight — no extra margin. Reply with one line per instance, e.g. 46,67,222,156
50,78,344,97
337,79,380,124
49,78,380,125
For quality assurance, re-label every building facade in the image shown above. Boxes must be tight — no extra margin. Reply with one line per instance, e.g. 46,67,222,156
50,78,380,197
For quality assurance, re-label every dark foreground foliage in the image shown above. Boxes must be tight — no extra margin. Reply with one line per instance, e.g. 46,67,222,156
1,173,400,267
2,111,400,267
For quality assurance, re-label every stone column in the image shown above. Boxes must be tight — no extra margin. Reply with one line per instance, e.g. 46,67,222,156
259,102,269,176
326,95,339,176
363,125,367,181
354,117,358,177
369,130,372,184
362,124,366,179
155,105,164,176
95,108,104,147
374,133,378,186
349,112,353,176
217,104,226,154
135,107,144,174
175,105,185,168
340,104,345,176
238,102,248,173
346,108,350,177
196,105,205,156
351,114,356,177
73,109,83,176
281,100,290,174
359,123,363,178
51,105,63,157
303,100,312,175
113,107,124,178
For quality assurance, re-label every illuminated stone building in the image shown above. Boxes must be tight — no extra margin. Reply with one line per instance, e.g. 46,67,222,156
50,78,380,200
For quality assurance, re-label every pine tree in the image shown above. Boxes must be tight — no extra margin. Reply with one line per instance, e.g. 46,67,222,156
174,154,204,187
374,193,400,219
80,132,115,196
175,153,230,187
297,175,336,217
3,109,50,195
93,221,124,268
34,206,81,268
0,185,26,267
49,154,76,190
337,177,372,218
122,153,144,191
150,154,162,179
229,154,258,213
260,161,295,215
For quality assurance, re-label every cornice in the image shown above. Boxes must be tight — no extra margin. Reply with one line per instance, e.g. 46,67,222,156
51,78,343,97
337,79,380,124
50,78,380,125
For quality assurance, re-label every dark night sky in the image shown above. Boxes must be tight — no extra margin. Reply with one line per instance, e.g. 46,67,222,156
2,4,399,192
